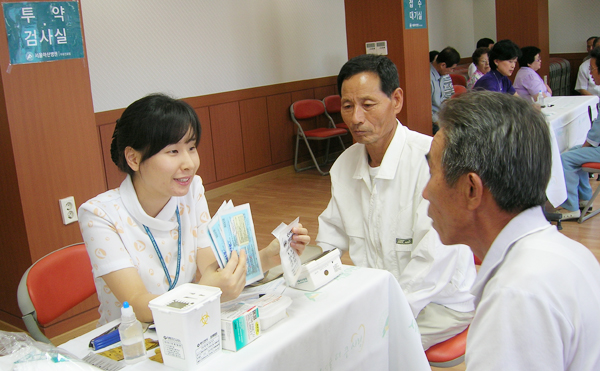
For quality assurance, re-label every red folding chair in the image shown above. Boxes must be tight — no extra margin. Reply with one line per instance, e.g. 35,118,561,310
450,73,467,87
290,99,347,175
17,243,97,343
322,95,349,130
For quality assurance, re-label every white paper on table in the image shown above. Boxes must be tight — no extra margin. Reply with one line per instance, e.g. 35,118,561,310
271,217,302,286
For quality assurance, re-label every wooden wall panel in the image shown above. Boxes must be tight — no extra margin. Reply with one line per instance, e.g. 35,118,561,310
239,98,272,172
210,102,245,180
344,0,432,135
0,0,105,330
267,93,293,164
196,107,217,184
496,0,550,80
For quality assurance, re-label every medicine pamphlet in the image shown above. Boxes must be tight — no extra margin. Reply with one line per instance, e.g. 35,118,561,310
271,217,303,286
208,201,264,285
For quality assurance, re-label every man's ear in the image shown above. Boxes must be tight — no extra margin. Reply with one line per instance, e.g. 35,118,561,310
464,172,484,211
392,87,404,115
124,147,142,172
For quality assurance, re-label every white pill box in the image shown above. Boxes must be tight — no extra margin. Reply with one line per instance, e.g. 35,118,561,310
252,294,293,330
292,248,343,291
220,303,261,351
148,284,222,371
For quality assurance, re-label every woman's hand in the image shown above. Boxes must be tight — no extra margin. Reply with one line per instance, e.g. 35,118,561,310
198,250,247,302
260,224,311,272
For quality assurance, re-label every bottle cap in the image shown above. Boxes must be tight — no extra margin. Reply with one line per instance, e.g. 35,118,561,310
121,301,135,320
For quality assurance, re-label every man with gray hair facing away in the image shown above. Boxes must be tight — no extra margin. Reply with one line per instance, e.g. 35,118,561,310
423,90,600,370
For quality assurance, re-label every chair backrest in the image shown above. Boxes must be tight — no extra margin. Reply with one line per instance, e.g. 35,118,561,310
451,85,467,99
17,243,96,343
450,73,467,87
323,95,341,114
291,99,326,120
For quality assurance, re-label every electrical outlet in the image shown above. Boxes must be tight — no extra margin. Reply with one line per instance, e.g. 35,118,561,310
59,196,78,225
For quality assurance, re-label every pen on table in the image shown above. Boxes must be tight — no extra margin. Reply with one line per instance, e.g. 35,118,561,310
89,323,121,350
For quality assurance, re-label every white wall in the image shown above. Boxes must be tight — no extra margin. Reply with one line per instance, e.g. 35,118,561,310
80,0,348,113
428,0,594,59
427,0,476,58
548,0,600,53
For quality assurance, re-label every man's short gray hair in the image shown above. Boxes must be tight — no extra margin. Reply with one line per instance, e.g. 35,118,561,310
438,91,551,213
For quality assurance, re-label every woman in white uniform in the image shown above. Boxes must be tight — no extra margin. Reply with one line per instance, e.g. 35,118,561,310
79,94,309,324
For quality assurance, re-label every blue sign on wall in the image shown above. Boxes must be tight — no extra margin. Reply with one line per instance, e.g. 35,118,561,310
3,1,84,65
404,0,427,29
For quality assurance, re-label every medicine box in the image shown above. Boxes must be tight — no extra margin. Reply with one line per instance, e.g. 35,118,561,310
292,248,343,291
148,284,222,370
220,303,261,351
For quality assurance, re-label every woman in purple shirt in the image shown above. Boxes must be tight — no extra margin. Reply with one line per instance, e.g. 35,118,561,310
473,39,521,95
513,46,552,102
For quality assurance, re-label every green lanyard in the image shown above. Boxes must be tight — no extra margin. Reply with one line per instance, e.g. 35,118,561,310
143,207,181,291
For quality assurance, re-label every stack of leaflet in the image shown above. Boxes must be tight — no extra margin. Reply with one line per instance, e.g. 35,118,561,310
208,201,264,285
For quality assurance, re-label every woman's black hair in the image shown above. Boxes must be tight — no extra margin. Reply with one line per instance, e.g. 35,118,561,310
489,39,521,70
518,46,541,67
110,93,202,175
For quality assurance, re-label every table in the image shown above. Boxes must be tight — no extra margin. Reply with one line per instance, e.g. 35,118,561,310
542,95,599,207
60,266,430,371
544,96,599,152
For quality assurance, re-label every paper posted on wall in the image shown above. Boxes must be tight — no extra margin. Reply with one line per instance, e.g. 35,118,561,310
208,201,264,285
271,217,303,286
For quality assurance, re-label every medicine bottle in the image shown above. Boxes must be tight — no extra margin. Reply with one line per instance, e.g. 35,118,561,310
118,301,147,364
537,90,545,107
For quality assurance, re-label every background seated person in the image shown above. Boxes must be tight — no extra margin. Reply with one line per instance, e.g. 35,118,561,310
468,38,494,79
79,94,309,325
431,47,461,132
513,46,552,102
576,37,600,97
556,48,600,220
317,54,476,351
467,47,490,90
425,90,600,370
473,39,521,95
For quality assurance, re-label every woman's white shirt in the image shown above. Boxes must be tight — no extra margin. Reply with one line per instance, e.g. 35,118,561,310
78,175,212,325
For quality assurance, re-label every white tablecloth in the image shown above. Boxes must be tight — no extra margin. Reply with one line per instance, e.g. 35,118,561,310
60,266,430,371
544,96,599,152
542,96,599,207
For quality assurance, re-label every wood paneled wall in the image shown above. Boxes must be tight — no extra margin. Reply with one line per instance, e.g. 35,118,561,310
343,0,432,135
0,0,105,335
95,77,341,191
496,0,550,80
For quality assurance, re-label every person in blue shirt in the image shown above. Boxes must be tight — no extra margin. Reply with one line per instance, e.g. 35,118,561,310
557,47,600,220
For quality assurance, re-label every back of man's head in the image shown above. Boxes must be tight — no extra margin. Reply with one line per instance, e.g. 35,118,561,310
436,47,461,68
477,38,495,49
337,54,400,97
438,91,551,213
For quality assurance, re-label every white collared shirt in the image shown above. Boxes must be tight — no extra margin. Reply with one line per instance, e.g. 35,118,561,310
317,121,476,317
78,175,212,325
466,206,600,370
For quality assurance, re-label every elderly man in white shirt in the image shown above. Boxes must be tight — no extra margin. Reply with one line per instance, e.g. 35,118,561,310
317,54,476,350
424,91,600,370
576,38,600,96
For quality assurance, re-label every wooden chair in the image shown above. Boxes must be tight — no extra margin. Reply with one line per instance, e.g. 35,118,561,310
450,73,467,87
17,243,96,343
290,99,347,175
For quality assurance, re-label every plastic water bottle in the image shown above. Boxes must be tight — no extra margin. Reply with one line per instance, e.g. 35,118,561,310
537,90,545,107
118,301,147,364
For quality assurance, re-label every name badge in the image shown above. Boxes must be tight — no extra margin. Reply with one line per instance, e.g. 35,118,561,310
396,238,413,245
